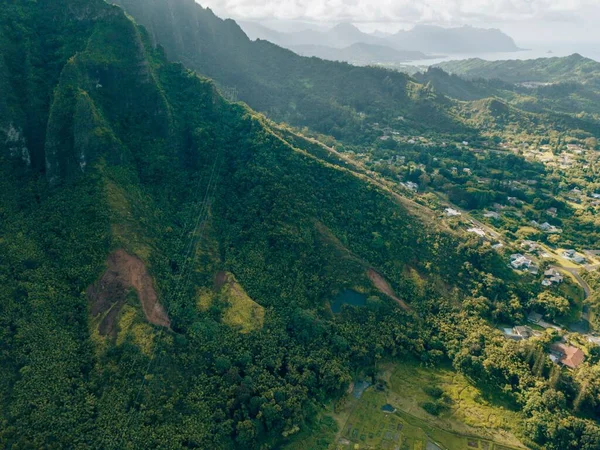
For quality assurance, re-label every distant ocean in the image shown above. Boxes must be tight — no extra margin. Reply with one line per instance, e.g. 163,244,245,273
403,41,600,66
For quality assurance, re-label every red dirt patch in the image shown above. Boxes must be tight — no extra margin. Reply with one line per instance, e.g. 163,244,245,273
367,268,410,311
88,249,170,336
214,270,228,290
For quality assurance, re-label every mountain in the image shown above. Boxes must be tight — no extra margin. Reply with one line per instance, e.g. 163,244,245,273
112,0,468,144
289,42,427,65
3,1,600,449
239,21,392,49
414,67,507,101
239,21,428,67
239,21,520,55
437,53,600,86
389,25,520,54
0,0,530,448
418,64,600,118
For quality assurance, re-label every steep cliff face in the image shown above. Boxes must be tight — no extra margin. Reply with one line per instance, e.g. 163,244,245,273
43,10,171,183
0,0,119,171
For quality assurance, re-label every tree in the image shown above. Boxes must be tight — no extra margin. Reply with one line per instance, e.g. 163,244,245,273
530,292,570,320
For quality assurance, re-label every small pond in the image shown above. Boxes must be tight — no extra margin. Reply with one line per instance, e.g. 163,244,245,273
331,289,367,313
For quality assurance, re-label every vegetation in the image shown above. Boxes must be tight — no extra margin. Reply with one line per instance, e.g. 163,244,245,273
0,1,600,449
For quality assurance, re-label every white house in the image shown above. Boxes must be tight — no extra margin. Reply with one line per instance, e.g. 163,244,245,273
467,227,486,237
484,211,500,220
445,208,461,217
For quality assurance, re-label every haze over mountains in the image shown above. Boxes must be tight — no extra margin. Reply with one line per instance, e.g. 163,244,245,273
239,20,520,66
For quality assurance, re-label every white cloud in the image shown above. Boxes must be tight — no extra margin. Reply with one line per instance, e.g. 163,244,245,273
200,0,597,26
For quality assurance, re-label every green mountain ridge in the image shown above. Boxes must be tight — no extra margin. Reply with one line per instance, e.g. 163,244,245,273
111,0,471,143
2,1,600,449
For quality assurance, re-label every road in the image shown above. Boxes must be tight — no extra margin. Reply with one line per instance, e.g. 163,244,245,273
282,130,596,302
551,265,592,299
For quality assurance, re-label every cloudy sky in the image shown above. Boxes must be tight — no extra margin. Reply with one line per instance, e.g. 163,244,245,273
200,0,600,45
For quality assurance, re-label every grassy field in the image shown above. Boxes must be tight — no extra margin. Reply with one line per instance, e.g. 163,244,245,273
332,361,528,450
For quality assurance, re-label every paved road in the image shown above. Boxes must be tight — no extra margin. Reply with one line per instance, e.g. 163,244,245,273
551,265,592,299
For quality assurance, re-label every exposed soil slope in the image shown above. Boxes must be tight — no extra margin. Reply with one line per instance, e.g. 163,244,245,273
88,249,170,336
368,268,410,311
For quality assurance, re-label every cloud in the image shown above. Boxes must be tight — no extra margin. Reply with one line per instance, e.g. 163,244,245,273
200,0,597,25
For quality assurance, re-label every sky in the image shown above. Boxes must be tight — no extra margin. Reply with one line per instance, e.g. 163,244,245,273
199,0,600,45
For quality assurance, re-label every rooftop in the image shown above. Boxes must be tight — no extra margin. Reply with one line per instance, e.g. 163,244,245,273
551,343,585,369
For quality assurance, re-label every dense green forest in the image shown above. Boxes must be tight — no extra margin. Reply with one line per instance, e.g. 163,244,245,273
1,1,600,449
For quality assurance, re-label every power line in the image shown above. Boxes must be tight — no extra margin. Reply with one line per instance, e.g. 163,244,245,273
121,150,223,440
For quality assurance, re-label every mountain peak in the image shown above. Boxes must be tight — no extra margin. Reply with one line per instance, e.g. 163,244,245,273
331,22,360,34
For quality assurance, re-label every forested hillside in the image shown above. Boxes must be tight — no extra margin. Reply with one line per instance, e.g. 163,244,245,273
0,0,517,447
437,54,600,86
111,0,469,144
1,1,600,449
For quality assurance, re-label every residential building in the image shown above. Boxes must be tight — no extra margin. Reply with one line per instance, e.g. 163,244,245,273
484,211,500,220
510,254,533,270
550,343,585,369
402,181,418,191
514,326,532,339
467,227,486,237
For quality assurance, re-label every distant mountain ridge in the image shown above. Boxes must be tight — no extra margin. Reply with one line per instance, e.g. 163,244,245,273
389,25,520,54
239,21,520,58
111,0,469,143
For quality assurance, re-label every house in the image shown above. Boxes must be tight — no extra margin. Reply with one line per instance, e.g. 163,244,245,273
462,141,469,146
528,265,540,275
528,311,543,324
573,254,586,264
514,326,532,339
592,193,600,199
463,168,472,175
546,207,558,218
521,240,539,251
484,211,500,220
563,249,576,258
445,208,461,217
550,343,585,369
544,269,564,285
492,243,504,250
467,227,486,237
511,254,533,270
539,222,562,234
402,181,419,191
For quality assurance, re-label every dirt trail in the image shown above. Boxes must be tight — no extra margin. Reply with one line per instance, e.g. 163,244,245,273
368,269,410,311
88,249,170,336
